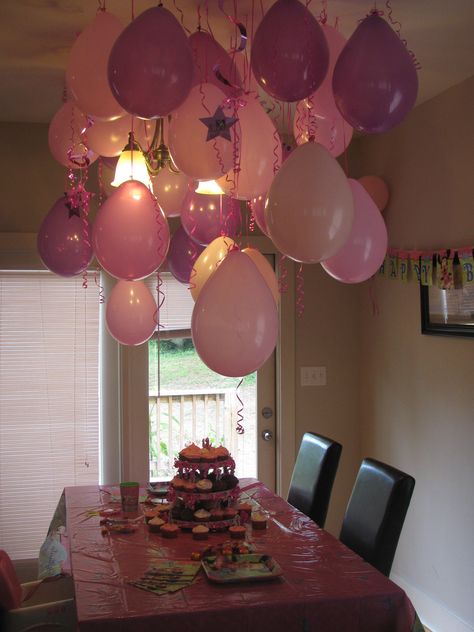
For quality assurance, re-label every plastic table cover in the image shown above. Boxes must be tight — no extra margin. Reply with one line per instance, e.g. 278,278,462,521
65,479,420,632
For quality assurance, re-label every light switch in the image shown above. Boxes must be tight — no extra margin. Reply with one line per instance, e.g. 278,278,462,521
301,366,327,386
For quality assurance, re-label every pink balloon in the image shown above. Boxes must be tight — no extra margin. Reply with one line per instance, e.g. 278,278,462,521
249,193,269,236
189,30,242,96
311,25,348,113
217,95,282,200
37,196,93,277
167,225,205,284
66,10,124,121
168,83,238,180
108,6,194,119
251,0,329,102
192,250,278,377
293,96,353,157
233,51,260,94
358,175,390,212
180,189,241,246
93,180,170,280
321,179,388,283
48,102,98,169
333,14,418,133
88,115,155,157
152,169,194,218
106,280,157,346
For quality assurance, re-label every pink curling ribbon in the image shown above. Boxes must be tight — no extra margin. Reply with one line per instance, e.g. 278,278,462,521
278,255,288,294
296,263,305,318
235,378,244,434
218,0,248,53
94,269,105,304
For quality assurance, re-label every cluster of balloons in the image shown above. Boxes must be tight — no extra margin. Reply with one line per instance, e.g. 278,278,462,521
39,0,415,375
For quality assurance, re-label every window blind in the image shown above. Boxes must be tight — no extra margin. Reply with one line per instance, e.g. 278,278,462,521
145,273,194,331
0,271,100,559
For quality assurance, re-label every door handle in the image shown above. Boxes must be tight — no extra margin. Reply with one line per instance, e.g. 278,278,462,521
261,429,273,441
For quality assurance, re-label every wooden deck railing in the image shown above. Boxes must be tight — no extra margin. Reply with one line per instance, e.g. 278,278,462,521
149,389,238,478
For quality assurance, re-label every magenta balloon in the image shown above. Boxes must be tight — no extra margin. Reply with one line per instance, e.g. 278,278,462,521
48,102,98,169
180,190,241,246
293,96,353,157
189,30,242,96
106,280,157,346
93,180,170,280
108,6,193,119
192,250,278,377
249,193,269,236
333,14,418,134
167,225,205,284
37,196,93,277
321,179,388,283
251,0,329,102
66,11,124,121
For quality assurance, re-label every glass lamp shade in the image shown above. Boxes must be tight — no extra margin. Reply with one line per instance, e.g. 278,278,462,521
111,149,152,189
195,180,225,195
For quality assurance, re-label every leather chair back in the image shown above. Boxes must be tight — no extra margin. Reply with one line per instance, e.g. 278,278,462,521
287,432,342,528
340,458,415,576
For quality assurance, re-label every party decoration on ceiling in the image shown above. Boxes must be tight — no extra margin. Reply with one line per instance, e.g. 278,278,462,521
332,13,419,134
242,247,279,304
180,189,241,246
192,250,278,377
358,175,390,212
321,179,388,283
251,0,329,102
200,106,238,142
248,194,269,237
66,10,124,122
217,96,282,201
265,142,354,263
93,180,170,281
152,169,194,218
106,280,157,346
190,235,236,302
168,83,238,180
48,101,97,169
167,226,205,284
37,193,93,277
87,115,154,158
189,30,242,96
108,6,194,119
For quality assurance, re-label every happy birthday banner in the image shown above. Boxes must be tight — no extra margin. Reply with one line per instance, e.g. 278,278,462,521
379,247,474,289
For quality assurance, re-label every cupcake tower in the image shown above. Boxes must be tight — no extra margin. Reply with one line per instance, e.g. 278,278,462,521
167,439,240,530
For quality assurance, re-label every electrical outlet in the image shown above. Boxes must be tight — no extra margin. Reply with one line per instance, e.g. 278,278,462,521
301,366,327,386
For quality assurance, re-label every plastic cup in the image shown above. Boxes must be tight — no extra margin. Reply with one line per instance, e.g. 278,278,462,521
120,482,139,513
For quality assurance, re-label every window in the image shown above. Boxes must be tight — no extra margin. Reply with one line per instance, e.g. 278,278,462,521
0,271,99,559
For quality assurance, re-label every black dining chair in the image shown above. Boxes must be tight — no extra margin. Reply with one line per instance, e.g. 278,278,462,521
339,458,415,576
287,432,342,528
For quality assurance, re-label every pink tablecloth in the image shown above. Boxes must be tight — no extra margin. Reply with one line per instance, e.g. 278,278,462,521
65,479,419,632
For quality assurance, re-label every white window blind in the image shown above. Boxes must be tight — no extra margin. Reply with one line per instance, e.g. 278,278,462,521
145,273,194,331
0,271,100,559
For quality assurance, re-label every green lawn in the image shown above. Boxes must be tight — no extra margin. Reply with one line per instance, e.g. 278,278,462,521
148,338,256,391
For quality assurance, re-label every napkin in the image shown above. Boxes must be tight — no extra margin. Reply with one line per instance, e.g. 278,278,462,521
129,561,201,595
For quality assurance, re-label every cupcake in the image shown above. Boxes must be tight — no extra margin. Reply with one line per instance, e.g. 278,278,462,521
194,509,211,522
251,512,268,530
154,502,172,514
196,479,213,493
210,508,225,522
223,507,237,520
179,443,202,462
192,525,210,541
215,446,230,461
143,508,159,523
236,502,252,523
228,525,247,539
161,523,179,539
182,480,197,493
148,516,165,533
171,476,185,491
212,478,227,492
221,473,239,490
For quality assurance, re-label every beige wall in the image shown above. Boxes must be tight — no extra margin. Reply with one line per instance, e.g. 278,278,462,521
353,77,474,630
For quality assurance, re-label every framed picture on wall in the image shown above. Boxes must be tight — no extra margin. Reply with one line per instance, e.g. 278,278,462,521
420,284,474,337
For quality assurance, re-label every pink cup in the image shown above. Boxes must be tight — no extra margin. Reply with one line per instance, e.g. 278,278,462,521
120,482,139,513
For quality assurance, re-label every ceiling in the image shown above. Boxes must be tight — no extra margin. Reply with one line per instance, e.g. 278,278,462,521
0,0,473,125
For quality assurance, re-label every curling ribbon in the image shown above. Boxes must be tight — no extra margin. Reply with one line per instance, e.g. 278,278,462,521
235,378,245,434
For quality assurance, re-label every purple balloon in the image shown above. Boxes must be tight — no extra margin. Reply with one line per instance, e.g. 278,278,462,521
251,0,329,102
167,225,204,284
37,196,93,277
108,6,193,119
180,190,242,246
332,14,418,134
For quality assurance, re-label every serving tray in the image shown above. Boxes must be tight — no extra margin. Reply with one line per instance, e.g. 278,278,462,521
202,554,283,583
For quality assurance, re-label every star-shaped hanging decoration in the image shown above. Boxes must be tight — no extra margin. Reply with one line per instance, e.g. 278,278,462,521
200,106,238,142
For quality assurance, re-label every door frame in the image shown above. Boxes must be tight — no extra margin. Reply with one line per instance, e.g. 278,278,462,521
117,235,296,497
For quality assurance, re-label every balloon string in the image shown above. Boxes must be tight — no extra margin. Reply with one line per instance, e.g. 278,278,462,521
151,189,167,278
278,254,288,294
131,0,135,21
272,128,280,175
97,157,105,205
196,3,202,30
235,378,244,434
97,0,106,12
66,105,90,169
94,268,105,304
318,0,327,24
218,0,247,53
247,201,256,233
385,0,422,70
368,276,380,316
296,264,305,318
204,0,216,39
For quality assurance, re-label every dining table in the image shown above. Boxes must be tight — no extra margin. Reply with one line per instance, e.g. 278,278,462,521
64,478,422,632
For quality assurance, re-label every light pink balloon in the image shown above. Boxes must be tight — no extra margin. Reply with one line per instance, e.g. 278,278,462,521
321,179,388,283
249,193,269,236
192,250,278,377
189,30,242,96
93,180,170,280
312,25,348,113
88,115,154,157
217,95,282,200
152,169,194,217
168,83,238,180
48,102,98,169
106,279,157,346
66,10,124,121
293,95,353,157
